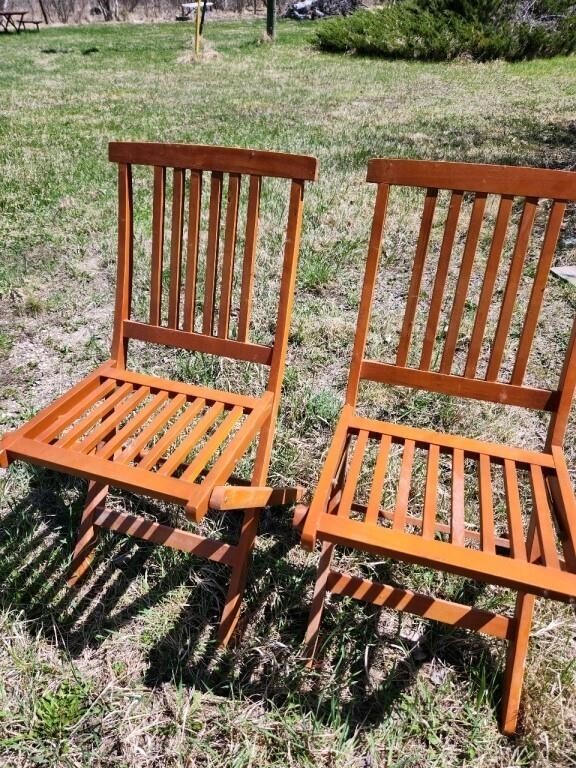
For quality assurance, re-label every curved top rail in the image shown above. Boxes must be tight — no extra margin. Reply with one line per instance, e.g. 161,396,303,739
109,141,319,181
366,158,576,200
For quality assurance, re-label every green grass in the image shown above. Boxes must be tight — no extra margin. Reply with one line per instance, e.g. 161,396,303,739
0,19,575,767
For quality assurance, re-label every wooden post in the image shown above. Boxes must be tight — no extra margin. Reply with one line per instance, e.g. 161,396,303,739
266,0,275,39
195,0,201,55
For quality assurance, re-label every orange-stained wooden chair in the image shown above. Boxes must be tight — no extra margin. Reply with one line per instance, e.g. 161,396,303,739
296,159,576,734
0,141,317,645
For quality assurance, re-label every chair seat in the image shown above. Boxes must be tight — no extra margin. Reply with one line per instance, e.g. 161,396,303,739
1,360,273,521
303,407,576,601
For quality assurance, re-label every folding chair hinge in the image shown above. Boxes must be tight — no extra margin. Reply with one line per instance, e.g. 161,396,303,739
210,484,305,511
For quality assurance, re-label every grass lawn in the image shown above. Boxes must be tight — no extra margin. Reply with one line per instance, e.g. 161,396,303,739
1,18,576,767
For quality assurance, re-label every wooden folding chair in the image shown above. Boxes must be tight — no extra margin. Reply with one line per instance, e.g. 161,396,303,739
1,141,317,645
297,159,576,734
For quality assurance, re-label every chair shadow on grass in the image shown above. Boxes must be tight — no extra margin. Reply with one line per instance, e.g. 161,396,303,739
1,465,505,735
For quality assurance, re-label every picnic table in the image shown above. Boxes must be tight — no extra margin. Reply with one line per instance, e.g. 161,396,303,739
0,10,41,31
0,10,26,32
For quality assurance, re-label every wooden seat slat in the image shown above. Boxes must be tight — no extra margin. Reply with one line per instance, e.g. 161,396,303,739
180,405,243,483
365,433,391,526
392,438,415,531
137,397,206,471
96,390,170,460
503,459,528,562
116,393,188,465
422,443,439,540
36,378,117,444
530,464,560,569
337,430,368,520
478,453,496,554
451,448,465,546
75,386,150,455
55,382,134,449
157,401,224,477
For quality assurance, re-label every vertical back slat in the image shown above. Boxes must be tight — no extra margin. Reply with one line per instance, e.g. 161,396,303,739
183,170,203,332
265,179,306,399
150,166,166,325
464,195,514,378
511,201,566,385
440,193,488,374
346,183,390,405
168,168,186,329
396,188,438,367
111,162,134,367
203,171,223,335
218,173,241,338
237,175,261,343
419,191,463,369
547,319,576,447
485,198,538,381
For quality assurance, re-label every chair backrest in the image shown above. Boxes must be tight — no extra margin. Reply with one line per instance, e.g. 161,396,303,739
346,159,576,447
108,142,318,398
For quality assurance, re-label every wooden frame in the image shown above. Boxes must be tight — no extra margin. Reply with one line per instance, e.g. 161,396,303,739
297,158,576,734
1,141,317,645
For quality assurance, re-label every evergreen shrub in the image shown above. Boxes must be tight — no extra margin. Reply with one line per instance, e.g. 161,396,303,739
314,1,576,61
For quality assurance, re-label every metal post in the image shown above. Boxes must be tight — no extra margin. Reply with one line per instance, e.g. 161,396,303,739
266,0,275,39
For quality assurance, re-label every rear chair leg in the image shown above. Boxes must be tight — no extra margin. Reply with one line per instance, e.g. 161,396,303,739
217,508,260,646
68,481,108,586
303,541,335,665
500,591,536,735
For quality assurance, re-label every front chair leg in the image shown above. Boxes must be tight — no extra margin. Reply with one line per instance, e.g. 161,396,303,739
68,481,108,586
303,541,335,665
217,507,261,646
500,591,536,735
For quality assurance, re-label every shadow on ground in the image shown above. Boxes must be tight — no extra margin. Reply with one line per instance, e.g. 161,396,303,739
0,465,506,735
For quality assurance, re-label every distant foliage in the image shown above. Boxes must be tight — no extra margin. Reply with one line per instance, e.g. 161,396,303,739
314,0,576,60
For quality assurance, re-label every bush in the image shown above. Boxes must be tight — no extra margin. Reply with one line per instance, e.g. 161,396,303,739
314,2,576,61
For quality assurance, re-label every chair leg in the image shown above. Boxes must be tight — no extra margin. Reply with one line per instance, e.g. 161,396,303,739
217,507,261,646
303,541,335,665
500,591,536,735
68,481,108,586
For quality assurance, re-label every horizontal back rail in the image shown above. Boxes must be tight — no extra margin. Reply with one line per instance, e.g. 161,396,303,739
123,320,273,365
360,361,559,411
